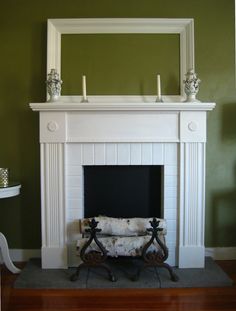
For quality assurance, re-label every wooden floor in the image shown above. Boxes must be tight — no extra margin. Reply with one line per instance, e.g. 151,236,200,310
1,261,236,311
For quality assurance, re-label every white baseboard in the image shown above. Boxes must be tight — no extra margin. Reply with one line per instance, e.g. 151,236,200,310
1,247,236,263
0,249,41,263
205,247,236,260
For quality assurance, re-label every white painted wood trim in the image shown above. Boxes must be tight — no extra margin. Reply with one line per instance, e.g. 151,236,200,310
178,143,206,268
33,103,215,145
40,143,67,268
31,101,215,268
179,18,195,95
30,99,216,112
2,247,235,262
47,20,61,80
47,18,195,98
179,246,205,268
49,18,193,34
0,249,41,263
41,246,68,269
206,247,236,260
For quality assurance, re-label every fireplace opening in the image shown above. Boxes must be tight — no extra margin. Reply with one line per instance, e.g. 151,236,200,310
83,165,163,218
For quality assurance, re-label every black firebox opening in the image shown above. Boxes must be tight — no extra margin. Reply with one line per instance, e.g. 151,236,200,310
84,165,162,218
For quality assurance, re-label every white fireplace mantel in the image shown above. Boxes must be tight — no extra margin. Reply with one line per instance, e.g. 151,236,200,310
30,97,215,269
30,97,215,144
30,98,215,112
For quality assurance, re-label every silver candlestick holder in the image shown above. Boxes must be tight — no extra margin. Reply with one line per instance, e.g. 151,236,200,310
155,96,163,103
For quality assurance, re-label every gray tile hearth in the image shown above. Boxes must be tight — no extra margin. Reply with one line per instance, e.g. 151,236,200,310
14,257,233,289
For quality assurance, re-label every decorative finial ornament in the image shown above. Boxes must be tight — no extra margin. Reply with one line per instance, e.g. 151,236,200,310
183,69,201,102
46,69,63,102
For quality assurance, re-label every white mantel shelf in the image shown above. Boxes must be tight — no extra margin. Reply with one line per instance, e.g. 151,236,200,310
30,101,215,112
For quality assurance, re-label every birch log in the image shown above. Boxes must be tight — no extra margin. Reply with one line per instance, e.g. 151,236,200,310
80,216,167,236
77,235,165,257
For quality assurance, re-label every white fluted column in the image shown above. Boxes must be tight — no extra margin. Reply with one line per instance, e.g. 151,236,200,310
179,142,206,268
40,143,67,268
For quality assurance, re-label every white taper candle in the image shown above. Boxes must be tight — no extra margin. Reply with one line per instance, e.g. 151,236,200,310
157,74,161,98
82,75,87,100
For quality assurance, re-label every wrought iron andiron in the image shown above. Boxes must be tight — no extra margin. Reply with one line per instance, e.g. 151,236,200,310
70,218,117,282
133,218,179,282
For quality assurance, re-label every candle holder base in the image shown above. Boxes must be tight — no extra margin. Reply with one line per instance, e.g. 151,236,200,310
81,98,89,103
155,96,163,103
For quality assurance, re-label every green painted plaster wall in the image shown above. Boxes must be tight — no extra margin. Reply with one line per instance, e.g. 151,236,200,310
61,34,180,95
0,0,235,249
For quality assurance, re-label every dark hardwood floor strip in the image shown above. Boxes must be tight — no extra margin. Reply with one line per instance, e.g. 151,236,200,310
1,261,236,311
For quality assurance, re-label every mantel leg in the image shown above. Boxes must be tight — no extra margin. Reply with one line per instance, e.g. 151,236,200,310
0,232,21,273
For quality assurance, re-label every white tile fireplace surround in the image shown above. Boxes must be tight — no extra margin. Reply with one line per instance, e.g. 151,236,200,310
30,96,215,269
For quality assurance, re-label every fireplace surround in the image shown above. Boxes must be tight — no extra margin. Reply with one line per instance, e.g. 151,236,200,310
30,18,215,269
30,98,215,269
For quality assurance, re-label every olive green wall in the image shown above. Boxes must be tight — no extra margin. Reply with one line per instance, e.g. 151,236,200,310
0,0,235,249
61,34,180,95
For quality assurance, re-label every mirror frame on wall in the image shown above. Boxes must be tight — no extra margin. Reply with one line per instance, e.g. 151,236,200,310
47,18,194,99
